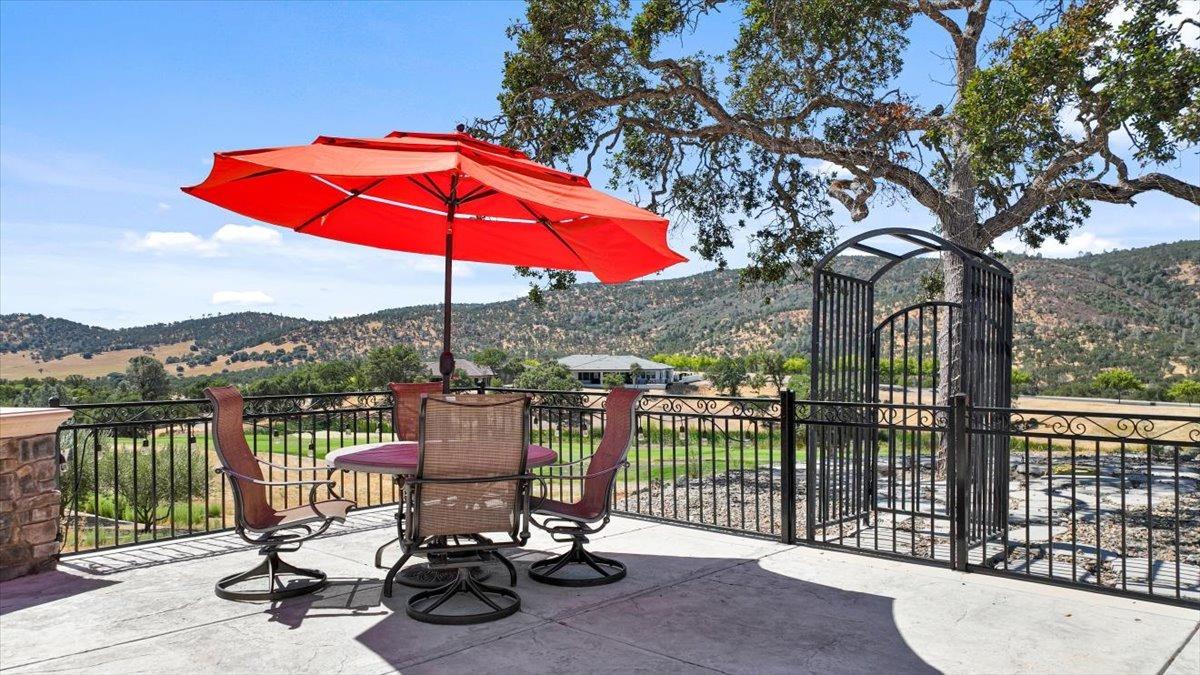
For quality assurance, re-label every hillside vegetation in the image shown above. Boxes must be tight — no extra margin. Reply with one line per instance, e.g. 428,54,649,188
2,241,1196,391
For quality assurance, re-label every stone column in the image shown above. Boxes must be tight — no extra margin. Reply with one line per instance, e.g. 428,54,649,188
0,407,73,582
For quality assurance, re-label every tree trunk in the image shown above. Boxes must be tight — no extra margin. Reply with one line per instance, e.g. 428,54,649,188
933,250,962,479
936,251,965,407
934,218,982,477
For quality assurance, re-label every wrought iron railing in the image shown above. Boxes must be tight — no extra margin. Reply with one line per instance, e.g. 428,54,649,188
793,395,1198,607
488,388,785,539
967,406,1199,605
56,391,398,554
53,388,1198,607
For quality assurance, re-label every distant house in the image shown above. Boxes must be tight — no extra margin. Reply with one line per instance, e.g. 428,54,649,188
557,354,675,389
423,359,494,386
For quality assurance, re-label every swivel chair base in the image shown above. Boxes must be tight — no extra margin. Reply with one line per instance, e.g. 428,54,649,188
406,566,520,625
215,551,327,601
527,537,626,587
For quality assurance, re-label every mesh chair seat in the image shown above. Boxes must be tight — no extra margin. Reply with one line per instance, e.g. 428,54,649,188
384,393,534,625
389,381,443,441
411,394,530,540
273,499,356,529
373,382,443,572
204,385,354,602
530,497,603,523
527,388,642,587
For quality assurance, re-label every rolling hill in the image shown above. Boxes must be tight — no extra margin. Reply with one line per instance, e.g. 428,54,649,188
2,241,1197,389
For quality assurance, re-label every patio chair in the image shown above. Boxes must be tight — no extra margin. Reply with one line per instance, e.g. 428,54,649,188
383,393,535,625
389,381,444,442
527,387,642,586
204,386,356,601
372,381,444,570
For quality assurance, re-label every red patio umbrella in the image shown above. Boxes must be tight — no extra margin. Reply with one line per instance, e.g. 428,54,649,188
183,127,685,391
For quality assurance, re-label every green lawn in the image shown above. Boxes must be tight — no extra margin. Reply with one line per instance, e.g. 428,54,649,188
531,422,790,488
102,424,789,491
111,430,386,462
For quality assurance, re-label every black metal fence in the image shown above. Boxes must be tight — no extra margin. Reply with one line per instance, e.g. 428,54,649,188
509,388,785,539
54,388,1198,607
967,405,1199,605
56,391,400,553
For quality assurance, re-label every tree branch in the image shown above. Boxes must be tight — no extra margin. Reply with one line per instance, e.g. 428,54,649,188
618,109,951,222
984,173,1200,240
547,51,954,221
913,0,963,43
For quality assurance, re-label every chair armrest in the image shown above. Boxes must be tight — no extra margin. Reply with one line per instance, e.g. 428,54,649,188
255,458,328,473
529,461,628,505
215,467,336,488
534,461,630,483
544,456,591,469
407,473,538,486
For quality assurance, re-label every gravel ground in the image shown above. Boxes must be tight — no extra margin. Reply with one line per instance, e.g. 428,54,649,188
614,467,795,537
1049,490,1200,566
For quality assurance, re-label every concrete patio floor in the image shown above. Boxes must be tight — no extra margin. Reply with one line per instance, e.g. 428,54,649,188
1,509,1196,674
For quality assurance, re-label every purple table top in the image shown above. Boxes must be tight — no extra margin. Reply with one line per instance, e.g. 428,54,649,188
325,441,557,475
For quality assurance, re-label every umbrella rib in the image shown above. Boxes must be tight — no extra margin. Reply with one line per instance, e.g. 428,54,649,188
516,200,588,267
295,177,388,232
456,186,497,205
407,176,448,204
422,175,450,202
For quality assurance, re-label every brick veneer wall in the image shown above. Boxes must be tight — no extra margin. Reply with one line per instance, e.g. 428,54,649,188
0,426,63,581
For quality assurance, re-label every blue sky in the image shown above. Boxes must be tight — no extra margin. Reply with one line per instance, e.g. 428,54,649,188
2,1,1197,328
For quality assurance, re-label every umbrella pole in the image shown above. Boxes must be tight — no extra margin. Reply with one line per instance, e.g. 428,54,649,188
440,231,454,393
438,176,459,394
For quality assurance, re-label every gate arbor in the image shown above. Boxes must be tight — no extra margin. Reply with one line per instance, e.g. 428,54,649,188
805,227,1013,567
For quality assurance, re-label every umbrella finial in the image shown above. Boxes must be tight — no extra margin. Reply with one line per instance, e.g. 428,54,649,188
455,123,466,134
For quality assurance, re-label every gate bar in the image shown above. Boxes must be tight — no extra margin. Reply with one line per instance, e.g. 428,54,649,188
950,393,969,571
780,388,797,545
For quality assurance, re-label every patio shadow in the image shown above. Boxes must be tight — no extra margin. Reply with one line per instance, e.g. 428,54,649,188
262,577,390,629
56,508,397,576
257,550,939,674
0,570,118,616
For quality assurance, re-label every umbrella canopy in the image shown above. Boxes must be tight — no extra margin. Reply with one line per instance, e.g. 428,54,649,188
183,129,686,390
183,130,684,283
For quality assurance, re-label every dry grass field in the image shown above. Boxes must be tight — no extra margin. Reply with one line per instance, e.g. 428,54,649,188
681,379,1196,416
0,342,279,379
675,379,1197,444
0,342,196,379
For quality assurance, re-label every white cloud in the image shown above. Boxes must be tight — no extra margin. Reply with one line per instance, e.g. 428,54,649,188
993,231,1122,257
1104,3,1136,30
211,290,275,305
124,231,220,256
1057,105,1133,149
156,202,172,212
1057,105,1088,138
211,223,282,246
122,223,281,256
120,222,470,274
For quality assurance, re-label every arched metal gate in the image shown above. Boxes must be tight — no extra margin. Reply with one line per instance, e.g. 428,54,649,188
806,228,1013,567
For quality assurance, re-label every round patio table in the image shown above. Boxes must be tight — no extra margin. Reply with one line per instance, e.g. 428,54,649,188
325,441,556,588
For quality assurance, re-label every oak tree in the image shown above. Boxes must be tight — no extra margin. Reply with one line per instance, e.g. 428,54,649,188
481,0,1199,298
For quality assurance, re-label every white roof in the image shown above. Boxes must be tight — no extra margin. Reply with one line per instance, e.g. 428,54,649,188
423,359,494,378
557,354,673,371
